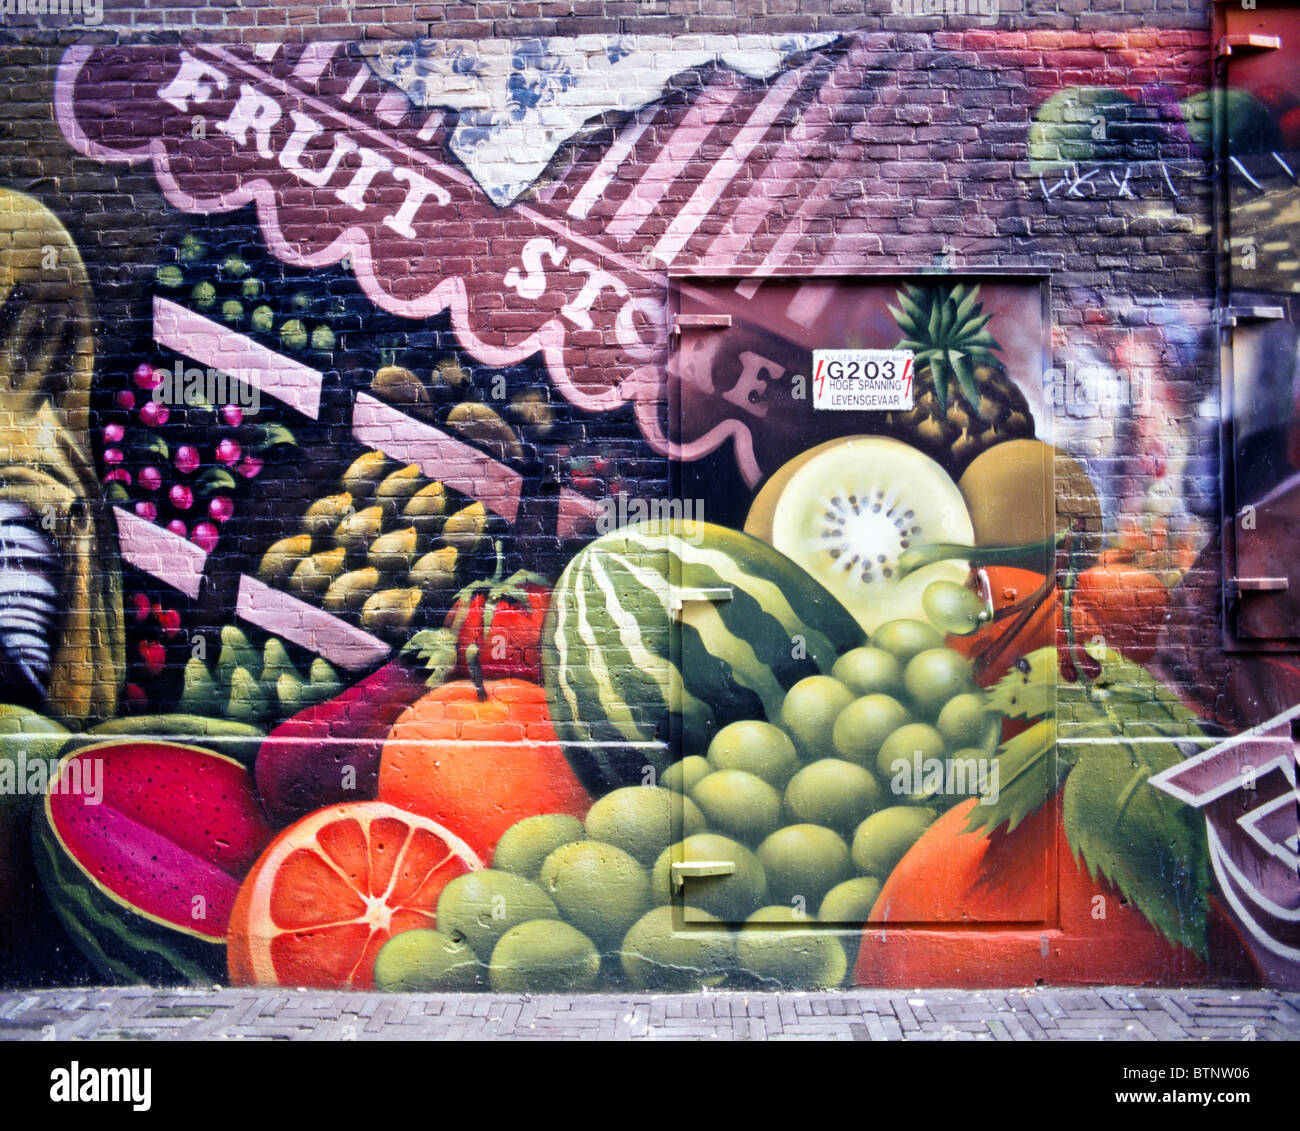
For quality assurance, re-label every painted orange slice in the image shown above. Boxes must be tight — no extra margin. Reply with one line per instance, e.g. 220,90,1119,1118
228,801,482,989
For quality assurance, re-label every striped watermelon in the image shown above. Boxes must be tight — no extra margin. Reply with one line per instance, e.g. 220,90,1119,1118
32,741,273,985
543,520,865,794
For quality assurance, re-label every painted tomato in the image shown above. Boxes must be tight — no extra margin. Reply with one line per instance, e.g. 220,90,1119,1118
854,794,1255,987
445,550,551,683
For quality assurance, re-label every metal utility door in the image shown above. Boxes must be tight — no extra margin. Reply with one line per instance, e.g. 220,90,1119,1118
665,271,1056,927
1215,3,1300,646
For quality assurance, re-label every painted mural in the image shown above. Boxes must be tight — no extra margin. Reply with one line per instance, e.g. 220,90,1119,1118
0,27,1296,994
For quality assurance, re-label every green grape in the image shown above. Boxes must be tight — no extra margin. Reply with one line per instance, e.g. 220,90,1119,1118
903,647,976,718
780,676,854,760
784,759,881,834
832,646,903,697
832,693,911,766
922,580,988,635
706,719,800,788
755,824,851,908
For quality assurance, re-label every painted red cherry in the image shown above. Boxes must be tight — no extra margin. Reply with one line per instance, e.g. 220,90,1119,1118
115,389,136,410
133,363,161,391
138,467,162,491
103,423,125,444
103,448,123,465
166,519,187,538
169,484,194,511
190,521,219,553
221,404,243,427
130,592,151,622
208,496,234,523
137,639,166,676
216,438,242,466
237,455,263,479
153,605,183,639
174,445,200,474
139,401,169,427
134,501,157,521
123,683,149,711
104,468,132,486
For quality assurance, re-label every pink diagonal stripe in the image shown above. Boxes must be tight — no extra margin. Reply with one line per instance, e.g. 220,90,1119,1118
291,42,341,86
606,82,745,239
153,297,324,420
566,118,652,219
351,393,523,522
235,575,390,671
113,506,207,599
651,63,809,266
557,489,606,540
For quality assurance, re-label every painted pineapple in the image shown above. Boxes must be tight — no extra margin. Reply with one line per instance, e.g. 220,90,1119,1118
885,281,1035,476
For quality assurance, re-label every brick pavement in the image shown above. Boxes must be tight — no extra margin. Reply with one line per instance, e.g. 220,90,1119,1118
0,987,1296,1041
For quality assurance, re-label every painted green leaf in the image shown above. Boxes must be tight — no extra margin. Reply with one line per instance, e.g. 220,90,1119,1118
1062,725,1210,957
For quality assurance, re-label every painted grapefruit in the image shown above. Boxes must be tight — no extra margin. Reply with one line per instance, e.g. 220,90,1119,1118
228,801,483,989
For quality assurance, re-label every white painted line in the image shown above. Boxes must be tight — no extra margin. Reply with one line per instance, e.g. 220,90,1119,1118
567,118,651,220
340,65,370,104
153,296,324,420
351,393,523,522
113,507,207,599
291,42,341,86
375,87,410,126
651,64,807,265
235,575,390,672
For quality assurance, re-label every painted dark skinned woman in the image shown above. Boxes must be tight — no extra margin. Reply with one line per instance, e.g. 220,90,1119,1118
0,189,123,724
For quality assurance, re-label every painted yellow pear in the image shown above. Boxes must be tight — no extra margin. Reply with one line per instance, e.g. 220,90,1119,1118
441,501,488,556
334,505,384,560
368,526,419,574
361,588,422,635
402,481,447,540
374,464,426,519
446,402,525,462
323,568,381,614
341,450,395,502
258,534,312,588
289,547,348,598
302,492,354,539
409,547,458,597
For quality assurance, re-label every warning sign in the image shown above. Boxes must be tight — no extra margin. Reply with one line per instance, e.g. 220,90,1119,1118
812,349,914,411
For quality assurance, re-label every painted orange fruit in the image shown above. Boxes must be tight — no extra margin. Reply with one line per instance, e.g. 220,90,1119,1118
377,678,590,863
227,801,482,989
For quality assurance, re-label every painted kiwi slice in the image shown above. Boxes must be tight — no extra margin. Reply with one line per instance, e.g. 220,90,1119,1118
769,437,973,634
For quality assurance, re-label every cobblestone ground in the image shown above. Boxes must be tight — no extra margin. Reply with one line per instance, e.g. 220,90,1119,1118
0,987,1297,1041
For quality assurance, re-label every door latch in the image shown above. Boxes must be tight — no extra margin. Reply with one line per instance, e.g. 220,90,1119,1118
670,860,736,891
669,586,733,617
1231,577,1289,593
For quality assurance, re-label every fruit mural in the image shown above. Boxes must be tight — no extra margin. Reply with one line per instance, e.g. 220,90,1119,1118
0,25,1297,994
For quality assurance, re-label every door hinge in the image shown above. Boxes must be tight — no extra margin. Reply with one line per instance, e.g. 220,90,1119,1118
671,313,732,340
1231,577,1289,593
669,586,733,617
1216,305,1286,327
1216,34,1282,59
670,860,736,891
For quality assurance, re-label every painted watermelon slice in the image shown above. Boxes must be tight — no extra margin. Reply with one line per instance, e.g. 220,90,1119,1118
32,740,273,985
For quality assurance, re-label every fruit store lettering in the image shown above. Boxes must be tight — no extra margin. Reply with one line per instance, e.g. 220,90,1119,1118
813,350,915,411
159,55,452,241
